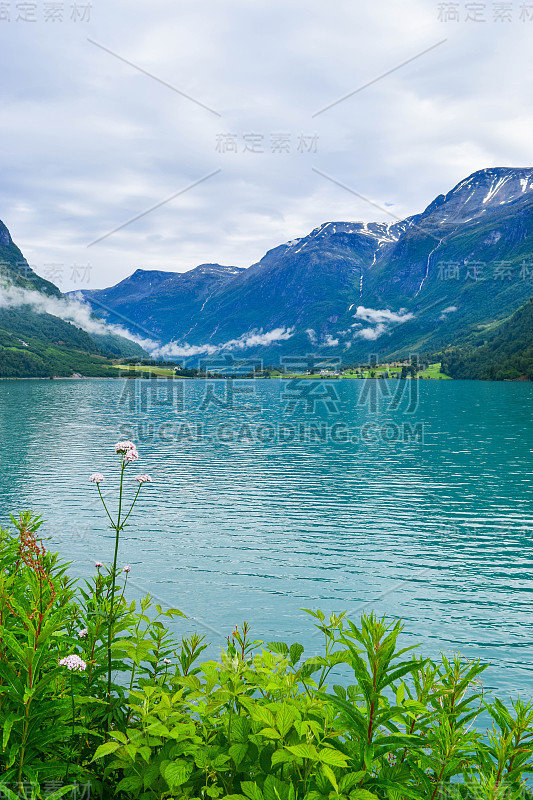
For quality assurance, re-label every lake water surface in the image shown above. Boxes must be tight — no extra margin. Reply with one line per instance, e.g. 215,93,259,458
0,377,532,701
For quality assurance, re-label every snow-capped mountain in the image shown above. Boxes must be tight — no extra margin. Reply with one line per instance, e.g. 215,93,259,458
76,167,533,362
419,167,533,225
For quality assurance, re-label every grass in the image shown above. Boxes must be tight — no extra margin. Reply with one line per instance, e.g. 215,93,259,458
114,364,179,377
271,363,451,380
418,362,452,380
111,362,453,380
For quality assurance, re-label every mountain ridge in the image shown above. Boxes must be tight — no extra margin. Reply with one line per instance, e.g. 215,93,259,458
66,165,533,362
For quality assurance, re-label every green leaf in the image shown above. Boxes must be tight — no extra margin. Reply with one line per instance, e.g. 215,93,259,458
241,781,264,800
258,727,281,739
117,776,143,793
318,747,349,768
92,740,121,760
271,749,294,766
339,772,366,793
381,661,427,690
251,705,277,728
166,607,187,618
327,650,352,666
0,785,19,800
146,721,171,737
232,715,251,743
263,774,290,800
267,642,289,657
276,704,296,738
110,729,128,744
213,753,231,769
229,743,248,767
321,693,367,738
322,763,338,792
300,656,325,677
286,743,319,761
142,762,160,788
164,759,194,789
303,608,325,622
46,787,79,800
2,714,19,751
350,791,379,800
289,643,304,665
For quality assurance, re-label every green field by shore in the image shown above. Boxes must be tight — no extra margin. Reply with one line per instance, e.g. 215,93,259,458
113,362,452,379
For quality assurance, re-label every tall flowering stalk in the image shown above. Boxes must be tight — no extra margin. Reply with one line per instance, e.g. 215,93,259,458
60,655,87,782
89,441,152,698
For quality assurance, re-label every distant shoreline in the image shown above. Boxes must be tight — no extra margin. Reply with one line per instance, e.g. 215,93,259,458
0,374,529,383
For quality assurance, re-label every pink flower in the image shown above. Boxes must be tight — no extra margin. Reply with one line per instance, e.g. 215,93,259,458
115,440,137,455
60,654,87,672
95,562,103,568
89,473,104,484
163,658,172,665
134,474,152,484
123,565,131,574
124,449,139,464
78,628,88,639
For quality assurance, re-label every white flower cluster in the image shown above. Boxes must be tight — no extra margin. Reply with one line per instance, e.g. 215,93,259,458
60,654,87,671
115,440,139,463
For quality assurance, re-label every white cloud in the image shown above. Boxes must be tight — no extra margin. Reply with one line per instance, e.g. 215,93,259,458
439,305,458,320
352,306,414,341
357,324,388,341
354,306,414,325
322,334,339,347
0,284,157,350
1,0,531,290
152,327,294,358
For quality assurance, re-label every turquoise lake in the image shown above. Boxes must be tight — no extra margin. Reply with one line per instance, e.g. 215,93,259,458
1,377,532,701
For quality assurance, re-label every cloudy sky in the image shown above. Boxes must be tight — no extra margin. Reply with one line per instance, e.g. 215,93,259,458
1,0,532,290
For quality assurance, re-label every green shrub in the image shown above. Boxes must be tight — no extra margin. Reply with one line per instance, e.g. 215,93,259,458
1,441,532,798
1,520,533,798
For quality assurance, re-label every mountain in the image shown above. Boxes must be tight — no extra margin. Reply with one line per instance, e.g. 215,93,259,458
75,263,245,343
0,220,61,297
0,221,146,377
438,296,533,380
74,167,533,364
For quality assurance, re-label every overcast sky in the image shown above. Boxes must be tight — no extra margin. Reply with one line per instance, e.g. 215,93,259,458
1,0,532,290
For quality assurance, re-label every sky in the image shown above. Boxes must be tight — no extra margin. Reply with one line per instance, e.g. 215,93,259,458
1,0,533,291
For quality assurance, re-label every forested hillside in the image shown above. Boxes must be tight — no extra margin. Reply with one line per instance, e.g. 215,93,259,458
439,297,533,380
0,221,145,377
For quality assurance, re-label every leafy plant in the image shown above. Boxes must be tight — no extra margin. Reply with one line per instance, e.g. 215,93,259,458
1,440,533,798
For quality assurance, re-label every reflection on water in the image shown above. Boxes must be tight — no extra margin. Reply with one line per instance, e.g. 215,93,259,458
0,378,532,699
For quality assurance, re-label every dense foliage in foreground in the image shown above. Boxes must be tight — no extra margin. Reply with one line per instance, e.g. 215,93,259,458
1,517,533,799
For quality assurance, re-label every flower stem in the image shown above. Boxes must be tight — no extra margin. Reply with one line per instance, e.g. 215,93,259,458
97,485,115,528
64,675,75,782
120,485,142,529
107,458,125,699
